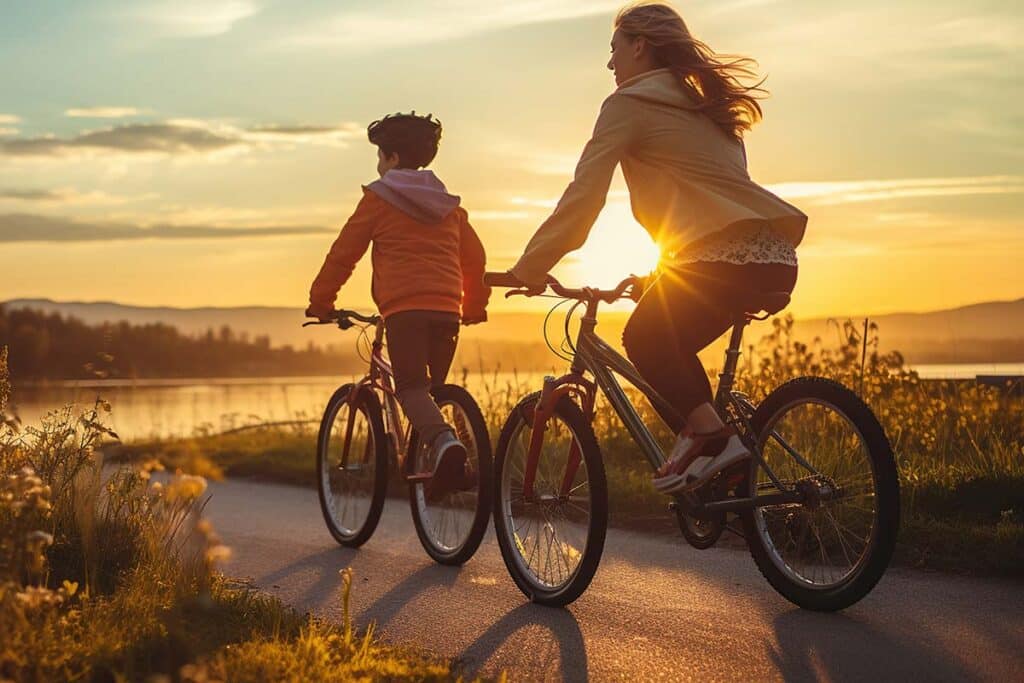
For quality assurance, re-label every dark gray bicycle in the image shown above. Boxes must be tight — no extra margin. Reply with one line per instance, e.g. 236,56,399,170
484,272,900,610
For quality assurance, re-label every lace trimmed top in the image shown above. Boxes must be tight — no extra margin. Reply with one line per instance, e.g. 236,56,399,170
676,222,798,267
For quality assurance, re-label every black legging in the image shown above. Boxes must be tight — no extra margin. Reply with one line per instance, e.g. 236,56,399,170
621,260,798,433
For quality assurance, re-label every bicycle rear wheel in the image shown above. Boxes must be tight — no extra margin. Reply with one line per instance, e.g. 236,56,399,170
408,384,493,565
740,377,900,611
493,392,607,607
316,384,388,547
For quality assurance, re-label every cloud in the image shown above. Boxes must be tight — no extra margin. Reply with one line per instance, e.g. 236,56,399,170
0,120,360,158
1,123,238,157
0,189,64,201
0,188,154,206
747,3,1022,85
279,0,622,49
65,107,145,119
470,210,531,221
0,115,19,135
510,197,558,209
0,213,331,243
766,176,1024,206
129,0,259,38
245,122,364,144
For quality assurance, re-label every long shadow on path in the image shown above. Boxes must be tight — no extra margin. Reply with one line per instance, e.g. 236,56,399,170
459,603,589,682
768,609,973,682
357,562,463,632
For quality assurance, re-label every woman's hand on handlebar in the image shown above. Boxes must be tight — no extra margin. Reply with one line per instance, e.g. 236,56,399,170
627,272,653,302
483,270,547,297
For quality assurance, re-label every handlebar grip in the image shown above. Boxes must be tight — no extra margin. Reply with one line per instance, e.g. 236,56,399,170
483,271,525,288
337,309,380,324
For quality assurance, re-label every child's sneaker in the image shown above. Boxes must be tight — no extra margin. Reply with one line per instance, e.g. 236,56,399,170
424,430,468,502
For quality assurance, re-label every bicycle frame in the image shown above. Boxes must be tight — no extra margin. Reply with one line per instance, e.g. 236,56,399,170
341,320,409,470
520,295,808,515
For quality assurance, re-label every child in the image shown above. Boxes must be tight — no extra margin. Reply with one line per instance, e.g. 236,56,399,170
306,112,489,498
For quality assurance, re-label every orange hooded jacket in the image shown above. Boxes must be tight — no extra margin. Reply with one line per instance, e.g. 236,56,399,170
309,170,489,320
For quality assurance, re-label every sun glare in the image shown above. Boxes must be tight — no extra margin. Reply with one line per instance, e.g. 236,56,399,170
566,202,662,288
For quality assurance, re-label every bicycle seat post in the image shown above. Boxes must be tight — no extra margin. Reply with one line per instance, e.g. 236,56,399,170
717,317,747,399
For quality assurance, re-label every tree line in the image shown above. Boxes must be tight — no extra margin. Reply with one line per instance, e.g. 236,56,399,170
0,306,366,380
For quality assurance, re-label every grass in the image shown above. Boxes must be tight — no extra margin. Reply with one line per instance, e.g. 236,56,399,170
107,317,1024,575
0,348,476,682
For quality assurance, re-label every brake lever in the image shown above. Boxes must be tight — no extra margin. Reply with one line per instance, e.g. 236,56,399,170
504,288,533,299
302,320,327,327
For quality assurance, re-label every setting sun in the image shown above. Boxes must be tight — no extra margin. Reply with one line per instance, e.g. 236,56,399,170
566,200,662,288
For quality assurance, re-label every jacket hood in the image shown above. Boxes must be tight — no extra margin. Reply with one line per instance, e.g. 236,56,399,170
365,169,461,223
614,68,695,111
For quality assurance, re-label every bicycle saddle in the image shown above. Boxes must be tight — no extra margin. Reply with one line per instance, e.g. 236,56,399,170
745,291,791,316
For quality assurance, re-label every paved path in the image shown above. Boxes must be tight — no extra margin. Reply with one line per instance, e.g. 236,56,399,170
208,478,1024,681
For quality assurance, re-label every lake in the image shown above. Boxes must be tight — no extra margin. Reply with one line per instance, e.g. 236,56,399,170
10,363,1023,441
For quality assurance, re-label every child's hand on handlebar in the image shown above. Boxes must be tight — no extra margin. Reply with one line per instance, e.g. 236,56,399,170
305,304,334,322
461,312,488,326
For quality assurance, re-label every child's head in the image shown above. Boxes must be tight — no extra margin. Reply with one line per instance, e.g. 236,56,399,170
367,112,443,176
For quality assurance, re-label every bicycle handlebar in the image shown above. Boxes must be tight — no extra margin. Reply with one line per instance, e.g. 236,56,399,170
482,271,523,288
302,308,381,328
483,271,637,304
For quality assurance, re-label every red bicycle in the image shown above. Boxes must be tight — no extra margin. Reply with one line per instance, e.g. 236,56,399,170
304,309,492,565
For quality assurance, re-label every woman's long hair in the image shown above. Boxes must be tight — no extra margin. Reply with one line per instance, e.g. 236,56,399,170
615,3,767,140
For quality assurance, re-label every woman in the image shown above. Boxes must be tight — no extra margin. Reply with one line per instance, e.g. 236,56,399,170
505,3,807,494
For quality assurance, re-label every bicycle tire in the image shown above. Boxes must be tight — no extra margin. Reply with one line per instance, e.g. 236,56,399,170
493,391,608,607
740,376,900,611
407,384,493,565
316,384,388,547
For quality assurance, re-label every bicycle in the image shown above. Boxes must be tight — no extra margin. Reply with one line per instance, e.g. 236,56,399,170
483,272,900,610
303,309,492,565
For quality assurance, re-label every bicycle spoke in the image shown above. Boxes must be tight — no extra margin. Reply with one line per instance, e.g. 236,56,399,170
503,411,591,590
323,402,377,538
414,400,482,554
756,397,882,589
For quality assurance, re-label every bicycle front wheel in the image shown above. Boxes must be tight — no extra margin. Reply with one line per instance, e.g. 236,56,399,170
408,384,493,565
740,377,900,611
493,392,607,607
316,384,388,547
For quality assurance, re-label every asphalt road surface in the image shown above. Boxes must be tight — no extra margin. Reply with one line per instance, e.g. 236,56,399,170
208,478,1024,682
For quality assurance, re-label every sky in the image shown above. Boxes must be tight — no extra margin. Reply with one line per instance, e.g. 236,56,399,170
1,0,1022,319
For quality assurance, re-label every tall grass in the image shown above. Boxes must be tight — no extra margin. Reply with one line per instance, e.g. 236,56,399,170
0,348,465,681
109,317,1023,573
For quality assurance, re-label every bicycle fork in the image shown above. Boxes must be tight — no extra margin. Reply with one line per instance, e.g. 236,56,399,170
521,373,596,500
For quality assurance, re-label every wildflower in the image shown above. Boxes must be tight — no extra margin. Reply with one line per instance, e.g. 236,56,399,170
142,458,165,473
179,662,218,683
165,473,208,501
205,545,232,564
15,585,63,609
25,530,54,548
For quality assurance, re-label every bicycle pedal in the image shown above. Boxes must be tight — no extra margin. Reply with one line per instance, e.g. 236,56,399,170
722,461,747,485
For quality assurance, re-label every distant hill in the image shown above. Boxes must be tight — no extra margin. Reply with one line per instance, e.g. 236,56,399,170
5,296,1024,366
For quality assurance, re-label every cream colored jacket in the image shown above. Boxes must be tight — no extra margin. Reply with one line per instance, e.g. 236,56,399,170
511,68,807,285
